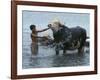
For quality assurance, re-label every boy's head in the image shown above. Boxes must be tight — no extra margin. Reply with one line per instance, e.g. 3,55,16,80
30,24,36,30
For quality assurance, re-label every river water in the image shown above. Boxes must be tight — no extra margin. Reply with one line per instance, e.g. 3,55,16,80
22,37,90,69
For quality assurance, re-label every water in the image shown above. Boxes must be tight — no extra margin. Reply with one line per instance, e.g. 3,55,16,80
22,39,90,69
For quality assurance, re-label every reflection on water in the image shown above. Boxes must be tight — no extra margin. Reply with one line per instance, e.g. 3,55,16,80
22,44,90,69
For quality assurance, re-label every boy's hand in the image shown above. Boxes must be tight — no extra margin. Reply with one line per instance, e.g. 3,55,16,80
48,24,52,28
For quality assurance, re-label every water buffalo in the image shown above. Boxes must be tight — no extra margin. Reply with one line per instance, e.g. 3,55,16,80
48,21,87,55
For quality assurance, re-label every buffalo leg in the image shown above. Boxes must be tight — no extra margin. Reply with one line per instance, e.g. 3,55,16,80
56,50,59,55
63,49,66,55
78,46,84,54
78,37,85,54
55,45,59,55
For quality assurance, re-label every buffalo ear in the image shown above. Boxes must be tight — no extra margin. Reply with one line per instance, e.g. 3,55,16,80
59,24,64,27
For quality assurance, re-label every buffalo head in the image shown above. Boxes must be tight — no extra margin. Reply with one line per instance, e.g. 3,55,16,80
47,20,64,32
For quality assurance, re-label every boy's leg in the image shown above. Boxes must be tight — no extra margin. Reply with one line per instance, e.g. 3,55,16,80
31,43,38,55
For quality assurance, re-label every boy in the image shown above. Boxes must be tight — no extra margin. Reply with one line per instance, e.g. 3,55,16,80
30,24,49,55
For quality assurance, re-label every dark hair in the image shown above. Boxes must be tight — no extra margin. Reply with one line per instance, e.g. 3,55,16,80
30,25,36,30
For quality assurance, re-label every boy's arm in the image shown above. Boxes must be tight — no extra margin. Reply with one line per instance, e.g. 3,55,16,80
31,33,44,38
37,27,50,33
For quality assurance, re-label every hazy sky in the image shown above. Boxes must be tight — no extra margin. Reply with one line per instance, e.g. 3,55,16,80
22,10,90,37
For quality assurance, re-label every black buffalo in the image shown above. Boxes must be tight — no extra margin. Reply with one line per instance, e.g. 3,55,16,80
48,23,87,55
